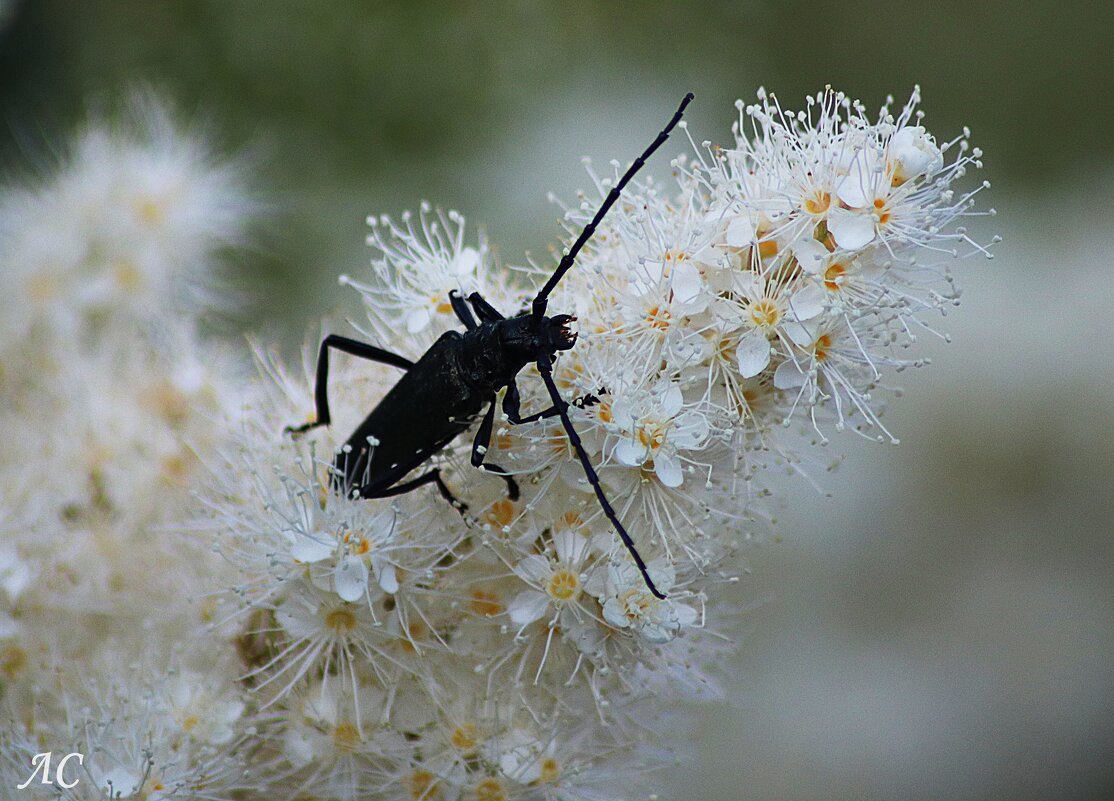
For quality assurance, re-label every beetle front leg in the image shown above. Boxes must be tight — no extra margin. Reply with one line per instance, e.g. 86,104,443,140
448,290,478,330
534,356,665,599
502,378,601,425
471,399,520,501
285,334,415,436
467,292,505,322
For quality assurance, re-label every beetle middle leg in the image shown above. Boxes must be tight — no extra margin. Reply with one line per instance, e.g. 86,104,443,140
285,334,414,435
470,399,520,501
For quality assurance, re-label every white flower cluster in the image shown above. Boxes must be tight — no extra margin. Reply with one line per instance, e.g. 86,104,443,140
0,95,253,796
2,87,992,801
0,92,250,354
193,89,991,799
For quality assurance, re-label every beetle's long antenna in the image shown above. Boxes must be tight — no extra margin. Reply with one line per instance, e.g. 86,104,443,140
535,353,666,599
531,92,694,320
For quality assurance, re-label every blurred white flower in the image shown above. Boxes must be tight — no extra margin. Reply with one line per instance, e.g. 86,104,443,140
0,91,252,349
598,559,698,643
163,671,246,746
0,546,32,605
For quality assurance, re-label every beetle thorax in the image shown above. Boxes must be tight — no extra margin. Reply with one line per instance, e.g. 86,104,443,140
457,314,577,392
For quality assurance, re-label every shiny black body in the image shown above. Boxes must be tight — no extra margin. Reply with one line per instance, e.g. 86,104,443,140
333,313,575,497
339,330,484,489
287,93,694,598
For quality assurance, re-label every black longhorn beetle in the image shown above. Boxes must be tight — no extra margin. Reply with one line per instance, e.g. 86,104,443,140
286,93,694,599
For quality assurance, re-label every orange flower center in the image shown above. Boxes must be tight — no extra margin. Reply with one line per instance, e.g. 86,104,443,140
451,722,480,753
475,778,507,801
823,263,847,291
333,722,361,752
815,333,833,362
325,608,357,633
547,569,580,602
470,589,504,617
408,769,441,800
539,757,561,783
343,530,371,554
872,198,891,225
749,299,780,328
485,499,516,528
637,425,666,451
645,304,672,330
400,620,428,653
803,191,831,215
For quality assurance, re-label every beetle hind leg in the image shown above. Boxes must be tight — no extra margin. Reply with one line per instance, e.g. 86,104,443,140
351,467,470,514
285,334,414,436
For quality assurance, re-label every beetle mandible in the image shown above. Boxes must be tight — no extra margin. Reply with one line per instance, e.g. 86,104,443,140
286,93,694,599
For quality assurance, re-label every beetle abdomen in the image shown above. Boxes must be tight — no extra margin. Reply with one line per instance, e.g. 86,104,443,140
334,331,486,490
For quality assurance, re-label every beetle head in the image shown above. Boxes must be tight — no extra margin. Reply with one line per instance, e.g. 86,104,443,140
544,314,578,352
499,313,577,364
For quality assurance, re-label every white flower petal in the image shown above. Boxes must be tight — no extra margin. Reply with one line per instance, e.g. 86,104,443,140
516,554,552,585
646,560,677,591
500,744,543,784
640,620,678,644
583,567,608,598
95,767,143,798
654,453,684,487
675,602,699,626
670,261,704,304
782,318,818,347
372,556,399,595
275,603,320,639
789,283,826,321
614,438,646,467
736,328,771,378
671,412,710,448
610,405,633,431
773,358,808,389
283,726,317,767
730,269,762,299
406,307,431,333
509,590,550,626
889,126,943,182
828,209,876,251
835,147,880,208
554,529,587,566
602,597,631,630
0,548,32,602
794,239,829,275
334,556,369,602
660,385,684,417
451,246,480,275
724,213,757,247
290,532,334,564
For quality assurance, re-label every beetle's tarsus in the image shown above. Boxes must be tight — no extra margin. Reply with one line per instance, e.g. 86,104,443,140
283,420,324,438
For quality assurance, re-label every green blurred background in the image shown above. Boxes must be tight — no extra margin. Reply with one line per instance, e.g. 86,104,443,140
2,2,1109,799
